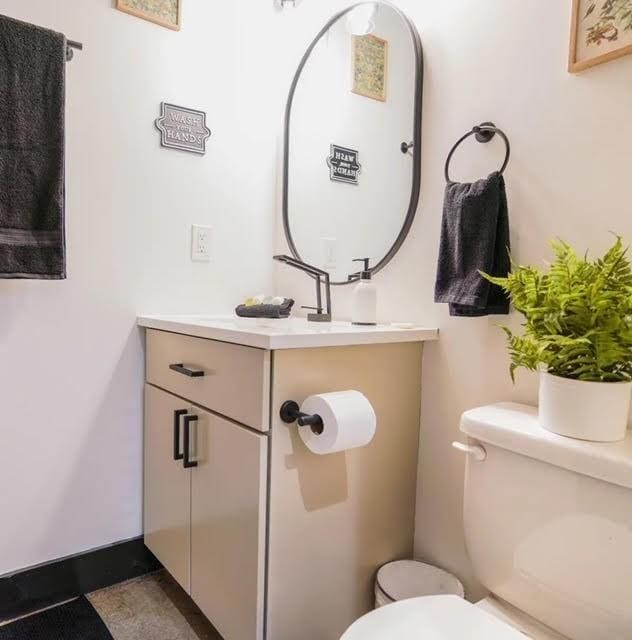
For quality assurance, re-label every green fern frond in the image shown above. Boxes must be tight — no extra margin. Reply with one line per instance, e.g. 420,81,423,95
482,237,632,382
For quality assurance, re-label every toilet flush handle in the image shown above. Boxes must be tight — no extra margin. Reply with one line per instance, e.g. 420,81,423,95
452,441,487,461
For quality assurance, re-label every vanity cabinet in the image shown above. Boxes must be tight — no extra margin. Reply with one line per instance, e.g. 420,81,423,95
141,320,437,640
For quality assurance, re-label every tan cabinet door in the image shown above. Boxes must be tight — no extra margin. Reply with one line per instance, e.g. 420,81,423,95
266,344,423,640
144,384,192,592
190,410,267,640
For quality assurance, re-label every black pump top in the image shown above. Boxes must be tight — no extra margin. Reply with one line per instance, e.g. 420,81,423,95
352,258,372,280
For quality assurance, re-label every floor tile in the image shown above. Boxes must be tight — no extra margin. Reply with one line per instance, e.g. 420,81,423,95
88,572,222,640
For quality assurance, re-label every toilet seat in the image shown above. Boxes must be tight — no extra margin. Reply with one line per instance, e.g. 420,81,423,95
340,595,528,639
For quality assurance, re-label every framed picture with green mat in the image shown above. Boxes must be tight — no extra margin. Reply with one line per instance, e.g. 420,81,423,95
569,0,632,72
116,0,182,31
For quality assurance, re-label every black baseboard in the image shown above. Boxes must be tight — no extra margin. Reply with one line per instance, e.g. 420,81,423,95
0,537,162,622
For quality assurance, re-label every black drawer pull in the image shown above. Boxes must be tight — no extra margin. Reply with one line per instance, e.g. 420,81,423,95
183,415,199,469
173,409,187,461
169,363,205,378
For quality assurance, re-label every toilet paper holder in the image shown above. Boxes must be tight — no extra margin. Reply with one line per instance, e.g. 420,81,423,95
280,400,324,435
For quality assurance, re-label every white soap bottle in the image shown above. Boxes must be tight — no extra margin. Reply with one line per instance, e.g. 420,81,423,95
351,258,377,326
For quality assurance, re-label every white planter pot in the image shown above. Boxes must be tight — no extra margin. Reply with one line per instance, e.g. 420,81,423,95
539,372,632,442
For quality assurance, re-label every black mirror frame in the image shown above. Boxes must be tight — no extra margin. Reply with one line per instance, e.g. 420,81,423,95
282,1,424,285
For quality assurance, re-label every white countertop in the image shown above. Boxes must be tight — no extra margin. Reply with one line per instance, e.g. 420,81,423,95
137,314,439,350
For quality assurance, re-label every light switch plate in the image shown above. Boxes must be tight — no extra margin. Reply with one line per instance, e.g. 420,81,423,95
191,225,212,262
320,237,337,269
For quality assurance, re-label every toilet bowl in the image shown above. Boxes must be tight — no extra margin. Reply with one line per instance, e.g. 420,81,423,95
340,595,565,639
341,403,632,639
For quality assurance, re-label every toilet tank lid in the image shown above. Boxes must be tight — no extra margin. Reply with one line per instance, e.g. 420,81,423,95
461,403,632,490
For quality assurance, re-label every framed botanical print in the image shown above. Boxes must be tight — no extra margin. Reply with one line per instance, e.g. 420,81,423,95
116,0,182,31
352,34,389,102
569,0,632,72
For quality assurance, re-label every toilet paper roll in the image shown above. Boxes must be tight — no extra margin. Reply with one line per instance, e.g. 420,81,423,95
298,390,377,455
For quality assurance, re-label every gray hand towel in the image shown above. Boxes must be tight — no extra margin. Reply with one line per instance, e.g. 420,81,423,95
235,299,295,319
434,172,510,317
0,15,66,279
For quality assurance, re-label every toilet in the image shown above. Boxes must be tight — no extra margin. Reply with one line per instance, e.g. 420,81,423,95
341,402,632,639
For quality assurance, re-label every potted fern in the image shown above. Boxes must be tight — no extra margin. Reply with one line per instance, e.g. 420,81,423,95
485,237,632,442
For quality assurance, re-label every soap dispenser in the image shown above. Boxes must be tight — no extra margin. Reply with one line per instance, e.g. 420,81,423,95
351,258,377,326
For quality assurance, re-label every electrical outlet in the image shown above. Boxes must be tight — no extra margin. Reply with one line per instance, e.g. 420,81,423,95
191,225,212,262
321,237,337,269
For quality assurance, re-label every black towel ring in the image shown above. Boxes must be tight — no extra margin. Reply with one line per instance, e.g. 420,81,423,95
444,122,511,183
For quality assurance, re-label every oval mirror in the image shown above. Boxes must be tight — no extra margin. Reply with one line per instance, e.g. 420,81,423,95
283,1,423,285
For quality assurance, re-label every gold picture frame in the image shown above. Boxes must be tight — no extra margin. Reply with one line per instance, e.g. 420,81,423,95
116,0,182,31
352,34,389,102
569,0,632,72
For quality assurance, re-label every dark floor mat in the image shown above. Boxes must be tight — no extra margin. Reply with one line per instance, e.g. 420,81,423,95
0,596,113,640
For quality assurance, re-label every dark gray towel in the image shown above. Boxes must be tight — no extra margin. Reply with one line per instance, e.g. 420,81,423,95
434,172,510,317
0,15,66,279
235,299,295,319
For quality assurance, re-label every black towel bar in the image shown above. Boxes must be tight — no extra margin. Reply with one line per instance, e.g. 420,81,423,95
444,122,510,183
66,39,83,62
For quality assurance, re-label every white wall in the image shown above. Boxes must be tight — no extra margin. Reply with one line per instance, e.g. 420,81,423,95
0,0,280,576
275,0,632,598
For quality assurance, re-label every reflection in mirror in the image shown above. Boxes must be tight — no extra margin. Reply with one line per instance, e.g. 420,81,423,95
283,2,423,284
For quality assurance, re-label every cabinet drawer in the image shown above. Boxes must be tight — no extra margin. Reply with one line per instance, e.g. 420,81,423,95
146,329,270,431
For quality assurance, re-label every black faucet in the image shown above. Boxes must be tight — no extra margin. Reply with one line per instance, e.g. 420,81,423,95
273,255,332,322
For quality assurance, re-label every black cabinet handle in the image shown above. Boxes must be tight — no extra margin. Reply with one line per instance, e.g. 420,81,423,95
173,409,188,461
169,363,205,378
183,415,199,469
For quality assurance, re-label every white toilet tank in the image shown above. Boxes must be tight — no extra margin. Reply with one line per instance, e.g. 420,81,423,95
460,403,632,640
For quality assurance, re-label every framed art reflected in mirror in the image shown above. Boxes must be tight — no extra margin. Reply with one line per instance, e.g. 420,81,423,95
352,34,389,102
